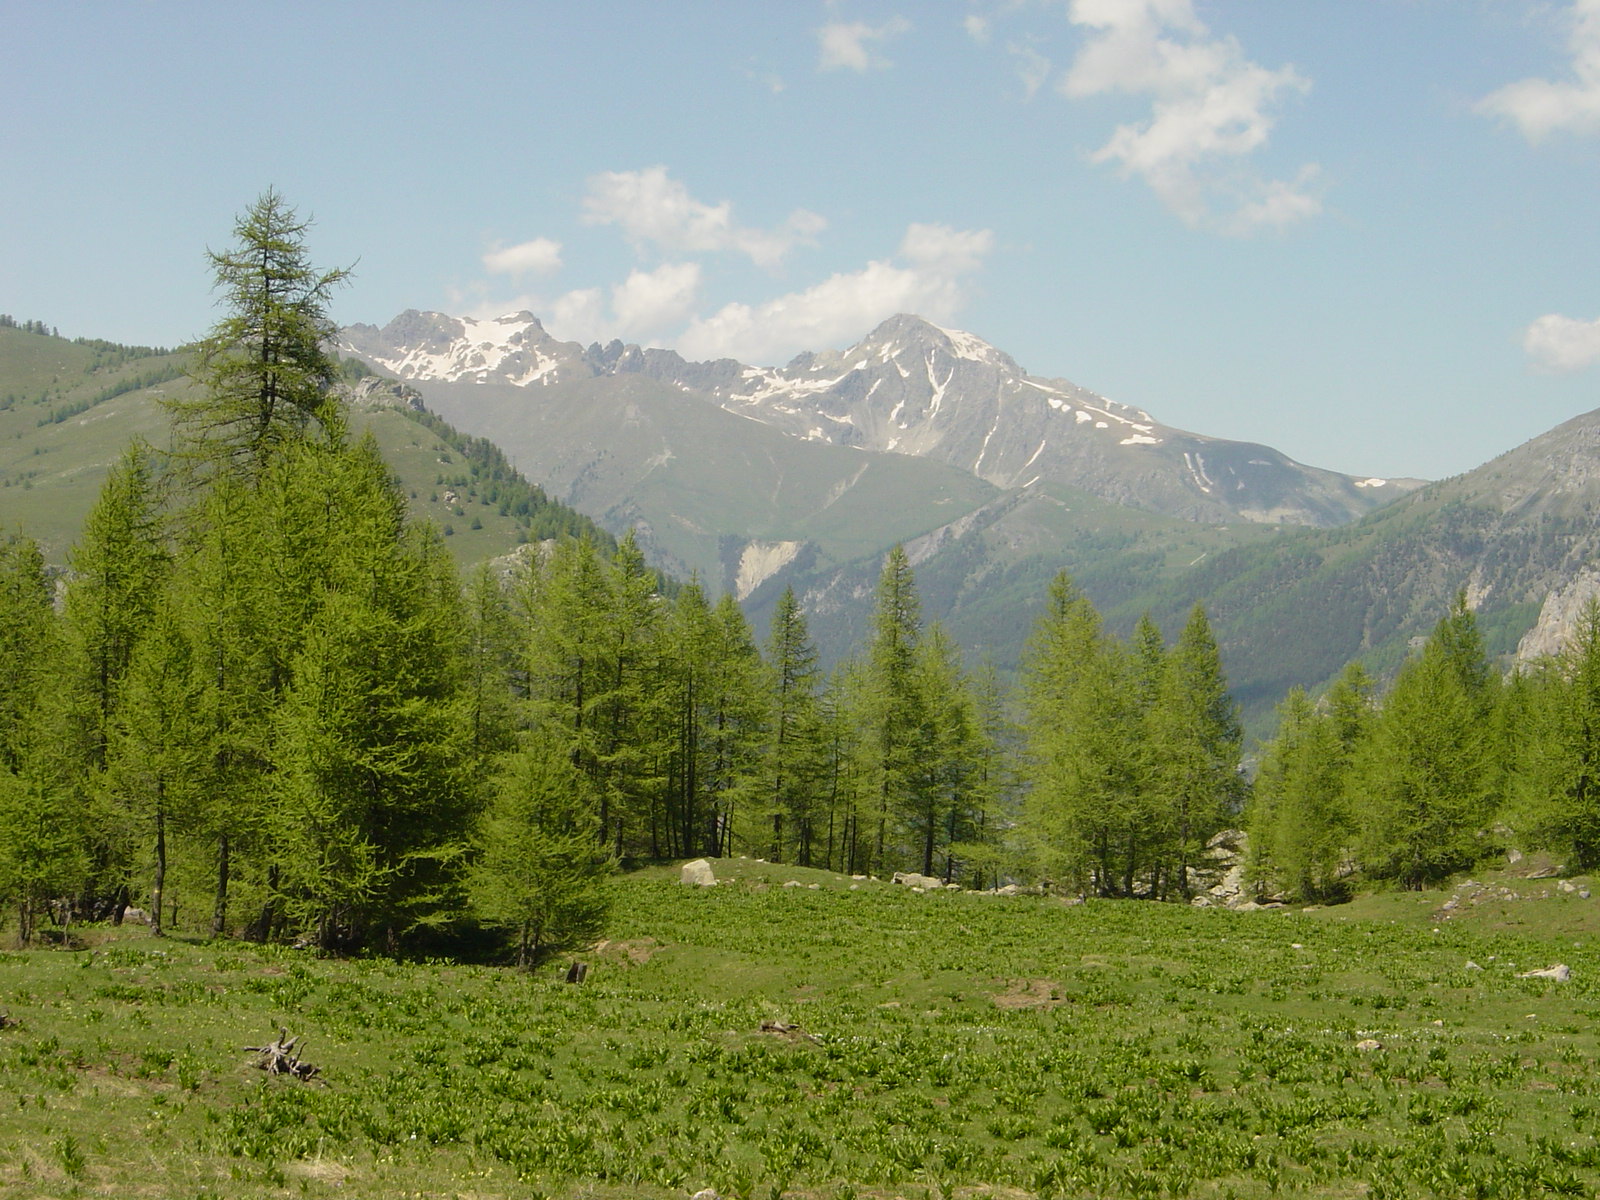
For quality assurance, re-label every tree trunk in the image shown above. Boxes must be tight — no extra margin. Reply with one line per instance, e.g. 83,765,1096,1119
151,802,167,938
212,831,230,937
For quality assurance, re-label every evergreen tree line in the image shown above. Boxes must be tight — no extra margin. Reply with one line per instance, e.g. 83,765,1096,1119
1248,591,1600,901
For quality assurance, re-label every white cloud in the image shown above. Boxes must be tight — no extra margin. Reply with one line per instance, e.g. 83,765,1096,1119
1009,41,1053,99
1523,312,1600,371
1060,0,1319,233
818,17,911,72
964,15,992,44
528,264,703,347
582,166,825,269
481,236,562,277
610,262,702,335
676,223,993,364
1478,0,1600,141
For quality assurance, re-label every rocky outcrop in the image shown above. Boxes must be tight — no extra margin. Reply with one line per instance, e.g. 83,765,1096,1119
1517,569,1600,663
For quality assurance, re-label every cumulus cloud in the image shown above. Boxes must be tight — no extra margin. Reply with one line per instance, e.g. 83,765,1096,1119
582,166,826,269
676,223,994,364
481,236,562,277
818,17,911,72
1060,0,1319,233
610,262,702,334
964,15,992,44
529,263,702,347
1523,313,1600,371
1478,0,1600,141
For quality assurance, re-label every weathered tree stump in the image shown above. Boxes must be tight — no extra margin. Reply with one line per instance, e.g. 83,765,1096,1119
244,1028,319,1081
565,960,589,984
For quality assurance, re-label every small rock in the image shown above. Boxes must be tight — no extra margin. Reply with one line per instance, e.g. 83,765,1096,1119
1464,960,1483,971
692,1190,723,1200
808,883,821,890
1582,889,1592,900
1518,964,1571,982
783,880,803,889
680,859,716,887
1355,1039,1383,1052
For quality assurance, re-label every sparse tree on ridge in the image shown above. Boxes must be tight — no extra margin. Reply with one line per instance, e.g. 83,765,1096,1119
169,188,351,476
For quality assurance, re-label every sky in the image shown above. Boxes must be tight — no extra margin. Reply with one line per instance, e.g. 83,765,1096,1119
3,1,1599,481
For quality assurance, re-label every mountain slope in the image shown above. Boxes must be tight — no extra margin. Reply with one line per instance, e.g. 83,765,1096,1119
401,371,1000,592
341,310,1422,529
0,324,602,568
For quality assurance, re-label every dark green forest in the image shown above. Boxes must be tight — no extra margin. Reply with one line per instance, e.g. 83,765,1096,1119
2,194,1596,962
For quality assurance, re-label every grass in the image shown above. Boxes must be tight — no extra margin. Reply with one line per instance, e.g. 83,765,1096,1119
4,858,1600,1198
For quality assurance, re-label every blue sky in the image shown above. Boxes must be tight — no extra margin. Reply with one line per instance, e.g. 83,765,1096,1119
4,1,1598,480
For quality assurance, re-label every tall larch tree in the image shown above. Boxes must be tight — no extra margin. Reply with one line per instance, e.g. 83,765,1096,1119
169,188,350,476
764,587,823,864
860,546,928,873
1147,605,1242,899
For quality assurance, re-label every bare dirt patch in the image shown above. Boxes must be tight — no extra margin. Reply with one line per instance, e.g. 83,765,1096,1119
991,978,1068,1010
592,937,660,965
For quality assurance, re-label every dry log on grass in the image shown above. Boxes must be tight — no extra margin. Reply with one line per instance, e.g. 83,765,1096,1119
245,1028,320,1081
759,1020,820,1044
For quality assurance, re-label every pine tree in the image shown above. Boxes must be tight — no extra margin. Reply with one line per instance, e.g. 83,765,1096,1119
914,623,981,879
110,596,206,936
1354,634,1493,889
471,732,612,968
0,534,83,944
1020,573,1144,895
1147,605,1243,899
267,441,476,950
764,587,823,864
1514,598,1600,866
57,443,170,915
860,546,927,873
170,189,350,475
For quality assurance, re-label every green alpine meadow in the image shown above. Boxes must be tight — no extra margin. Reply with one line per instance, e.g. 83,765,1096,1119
10,193,1600,1198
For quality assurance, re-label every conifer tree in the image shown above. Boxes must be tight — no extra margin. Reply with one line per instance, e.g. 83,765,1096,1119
764,587,823,863
914,623,981,879
0,534,83,943
111,596,206,936
471,731,612,968
1353,631,1493,889
1147,605,1242,899
1514,598,1600,866
1021,574,1149,894
58,443,170,914
860,546,928,873
268,441,475,950
170,189,350,475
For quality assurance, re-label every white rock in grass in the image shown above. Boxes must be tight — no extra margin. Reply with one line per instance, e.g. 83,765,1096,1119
1518,964,1571,982
680,859,716,887
1355,1039,1383,1052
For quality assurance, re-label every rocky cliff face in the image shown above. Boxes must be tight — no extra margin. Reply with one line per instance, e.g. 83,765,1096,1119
1518,570,1600,663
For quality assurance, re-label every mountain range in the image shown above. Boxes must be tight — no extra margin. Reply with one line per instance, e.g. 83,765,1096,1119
342,310,1421,529
6,310,1598,738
